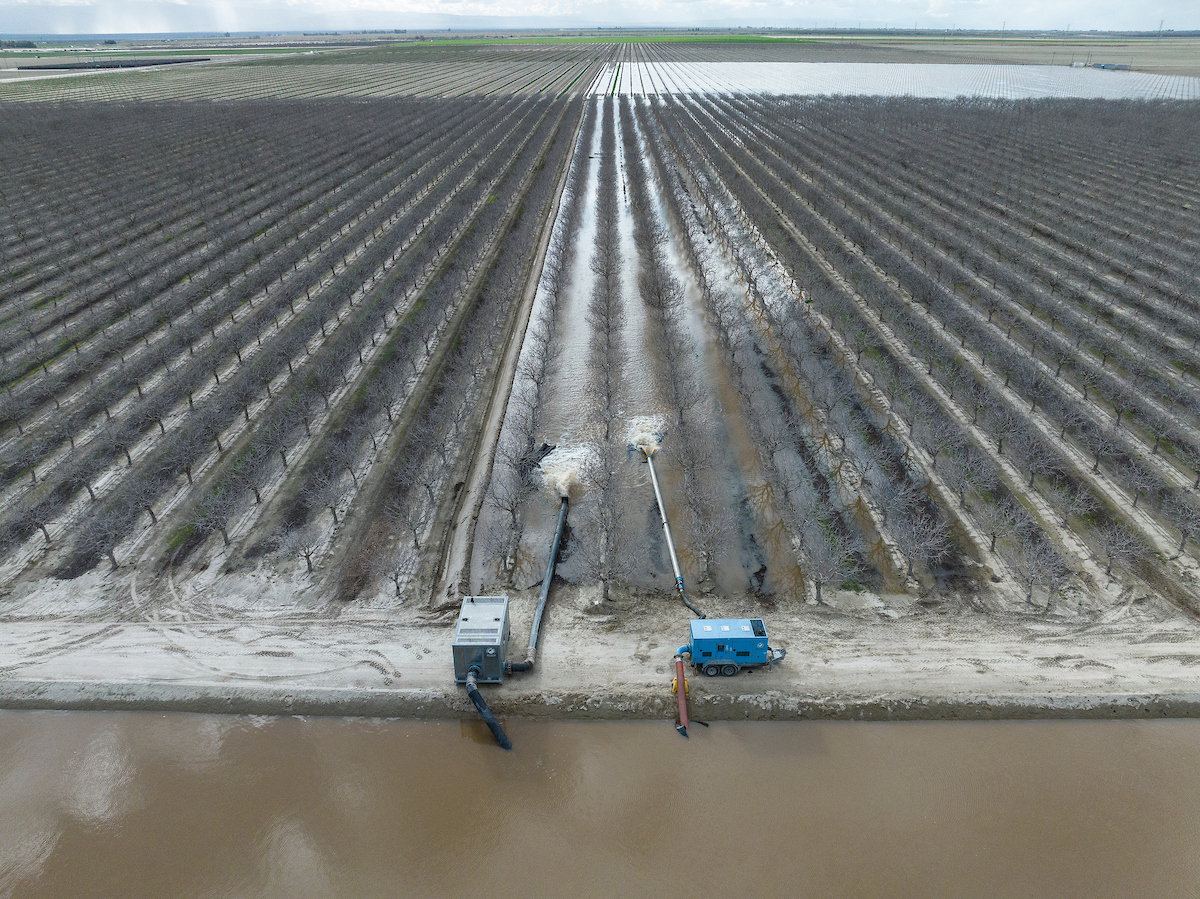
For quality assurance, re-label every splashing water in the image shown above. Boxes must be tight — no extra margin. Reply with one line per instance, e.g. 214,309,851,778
539,445,594,499
627,414,668,457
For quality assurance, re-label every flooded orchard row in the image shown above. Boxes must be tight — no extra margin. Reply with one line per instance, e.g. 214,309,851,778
475,97,800,602
4,711,1200,898
475,94,937,608
474,89,1200,620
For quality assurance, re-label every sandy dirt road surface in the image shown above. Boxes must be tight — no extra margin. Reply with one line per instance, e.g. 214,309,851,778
3,577,1200,719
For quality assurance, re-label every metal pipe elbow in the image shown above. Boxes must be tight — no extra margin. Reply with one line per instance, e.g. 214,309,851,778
506,653,534,674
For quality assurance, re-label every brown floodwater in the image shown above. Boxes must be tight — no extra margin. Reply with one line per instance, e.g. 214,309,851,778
2,712,1199,898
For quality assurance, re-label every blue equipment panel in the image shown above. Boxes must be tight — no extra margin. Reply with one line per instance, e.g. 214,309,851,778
688,618,771,666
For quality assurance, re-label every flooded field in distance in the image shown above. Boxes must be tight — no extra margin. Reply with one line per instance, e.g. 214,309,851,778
595,61,1200,98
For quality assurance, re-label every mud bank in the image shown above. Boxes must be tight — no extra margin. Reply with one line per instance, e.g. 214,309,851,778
4,680,1200,721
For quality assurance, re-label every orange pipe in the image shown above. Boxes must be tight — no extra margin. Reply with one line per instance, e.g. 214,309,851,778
674,656,689,737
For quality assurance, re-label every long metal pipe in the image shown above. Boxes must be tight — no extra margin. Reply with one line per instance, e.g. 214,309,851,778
643,451,705,619
530,496,568,657
509,496,568,673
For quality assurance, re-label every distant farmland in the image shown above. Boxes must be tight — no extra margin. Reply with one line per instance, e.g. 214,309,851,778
2,41,1199,626
0,43,614,102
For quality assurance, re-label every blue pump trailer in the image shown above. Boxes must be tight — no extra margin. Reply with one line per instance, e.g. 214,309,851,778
677,618,785,677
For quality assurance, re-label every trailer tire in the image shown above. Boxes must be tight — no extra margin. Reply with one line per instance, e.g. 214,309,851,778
721,665,738,677
703,664,720,677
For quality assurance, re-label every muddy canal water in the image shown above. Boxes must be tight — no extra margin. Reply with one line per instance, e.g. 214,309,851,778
2,713,1198,898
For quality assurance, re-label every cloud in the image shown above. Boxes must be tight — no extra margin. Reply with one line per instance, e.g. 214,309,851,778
1,0,1196,34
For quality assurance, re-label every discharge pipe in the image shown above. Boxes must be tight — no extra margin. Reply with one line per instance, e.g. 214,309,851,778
640,447,705,619
466,668,512,750
508,496,568,674
673,652,691,738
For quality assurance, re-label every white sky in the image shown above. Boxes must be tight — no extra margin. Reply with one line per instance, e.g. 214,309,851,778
1,0,1197,35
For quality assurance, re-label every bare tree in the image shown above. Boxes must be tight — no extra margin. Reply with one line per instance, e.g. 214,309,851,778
128,476,162,526
914,413,959,470
192,488,239,547
1180,442,1200,489
1013,429,1060,487
1145,408,1174,456
281,523,322,574
1086,428,1120,474
75,501,143,571
371,540,419,598
987,406,1022,456
578,441,628,602
1055,402,1087,441
234,442,273,505
973,500,1023,554
1167,495,1200,558
869,471,916,531
1120,461,1158,510
306,466,349,525
1097,524,1139,578
384,481,431,552
800,517,857,604
892,512,950,579
1012,535,1068,608
67,470,98,502
1057,483,1097,528
964,378,989,425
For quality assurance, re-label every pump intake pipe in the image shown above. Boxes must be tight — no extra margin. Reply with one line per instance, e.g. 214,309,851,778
640,447,704,619
465,667,512,750
508,496,569,674
673,649,691,738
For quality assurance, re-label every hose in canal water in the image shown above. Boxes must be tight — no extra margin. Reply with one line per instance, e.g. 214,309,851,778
466,668,512,750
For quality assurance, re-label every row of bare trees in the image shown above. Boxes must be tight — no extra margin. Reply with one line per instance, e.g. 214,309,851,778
0,44,615,104
484,101,599,583
0,96,587,585
620,98,732,587
671,93,1198,603
32,99,536,573
578,99,627,601
649,94,976,600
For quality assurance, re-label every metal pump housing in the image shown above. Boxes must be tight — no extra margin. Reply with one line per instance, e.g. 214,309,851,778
452,596,510,684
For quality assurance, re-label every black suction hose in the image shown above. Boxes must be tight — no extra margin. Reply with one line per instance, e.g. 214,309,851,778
466,668,512,750
508,496,568,674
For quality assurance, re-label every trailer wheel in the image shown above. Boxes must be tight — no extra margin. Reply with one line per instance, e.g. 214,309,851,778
703,664,720,677
721,665,738,677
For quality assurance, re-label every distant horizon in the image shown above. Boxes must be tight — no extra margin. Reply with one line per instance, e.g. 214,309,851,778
5,25,1200,39
1,0,1197,39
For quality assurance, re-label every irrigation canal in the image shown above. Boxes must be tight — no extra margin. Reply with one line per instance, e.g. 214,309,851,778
2,712,1198,897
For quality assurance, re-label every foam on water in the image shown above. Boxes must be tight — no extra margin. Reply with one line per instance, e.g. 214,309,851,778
627,414,669,455
539,445,595,499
